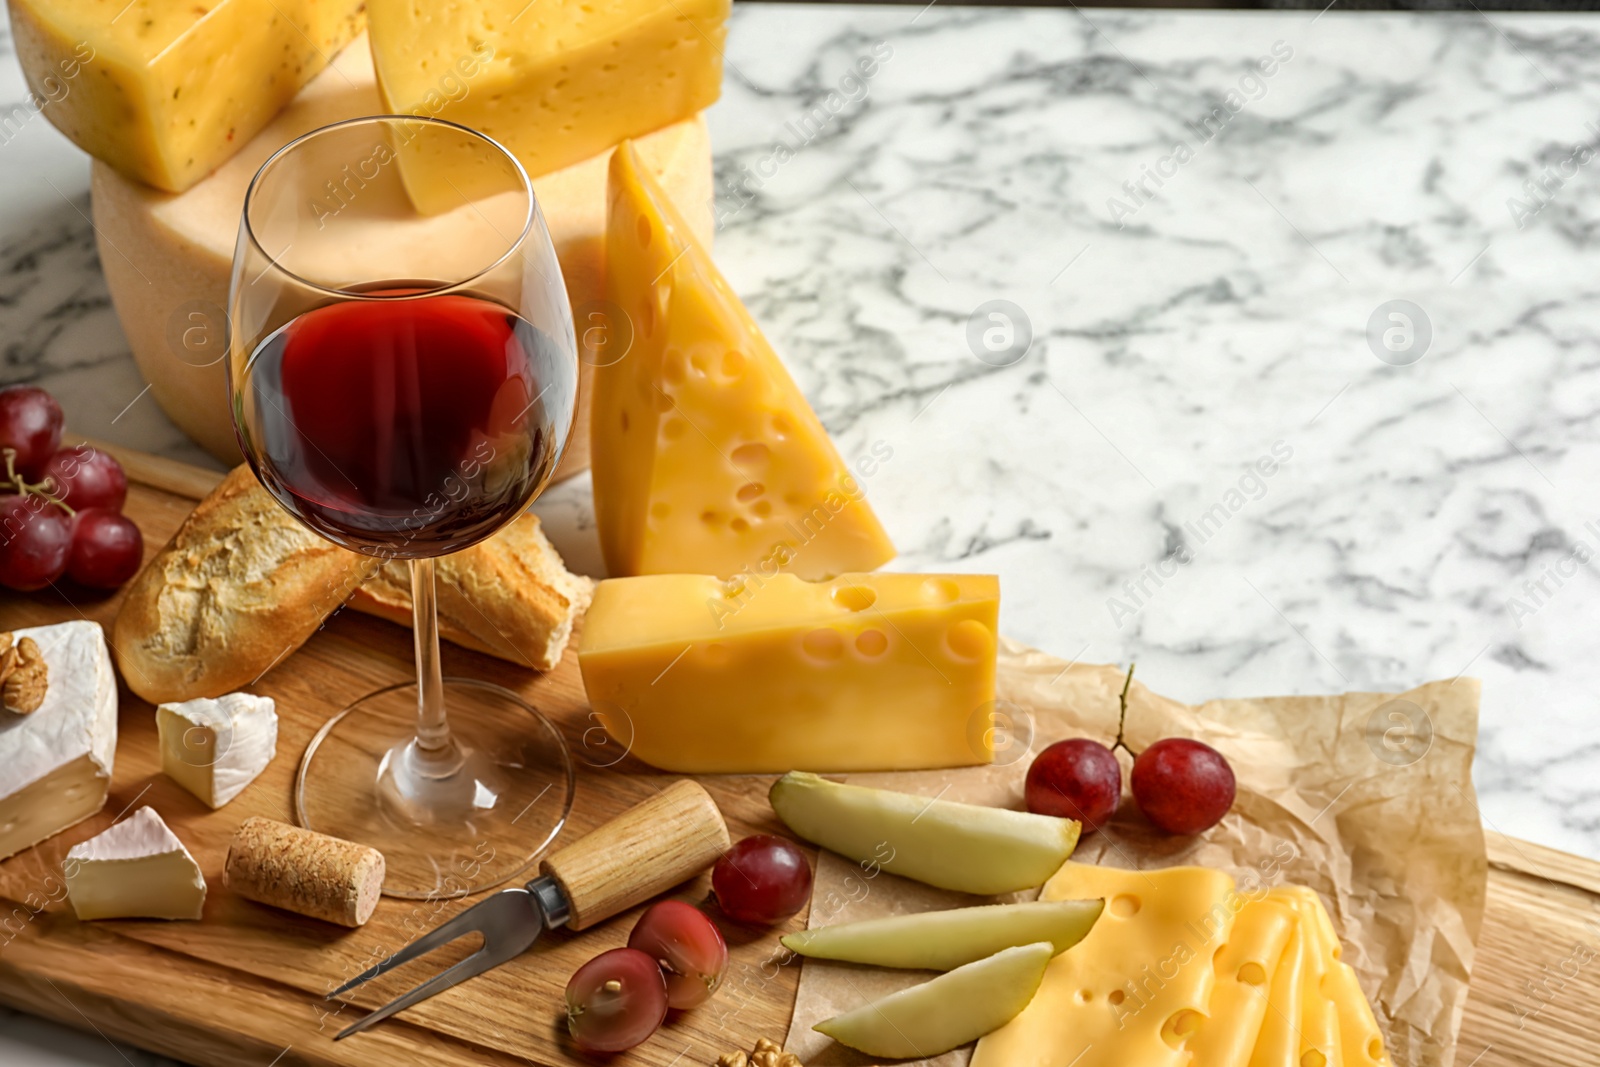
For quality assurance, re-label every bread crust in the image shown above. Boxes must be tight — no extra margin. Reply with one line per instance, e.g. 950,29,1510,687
112,465,376,703
347,513,593,672
114,467,593,701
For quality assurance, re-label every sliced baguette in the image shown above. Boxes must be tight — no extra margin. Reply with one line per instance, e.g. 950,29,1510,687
113,465,376,703
114,467,593,702
347,512,593,672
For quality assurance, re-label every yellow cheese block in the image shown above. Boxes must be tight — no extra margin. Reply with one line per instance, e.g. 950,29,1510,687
1188,897,1296,1067
1295,888,1393,1067
577,572,998,773
9,0,365,192
89,34,711,472
972,864,1237,1067
595,143,897,581
1248,910,1306,1067
1274,887,1342,1067
368,0,728,193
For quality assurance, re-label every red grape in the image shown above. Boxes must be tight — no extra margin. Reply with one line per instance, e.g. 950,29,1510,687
565,947,669,1053
1130,738,1237,835
67,509,143,589
0,495,71,591
0,386,64,480
39,446,127,513
713,835,812,925
1025,738,1122,832
628,900,728,1010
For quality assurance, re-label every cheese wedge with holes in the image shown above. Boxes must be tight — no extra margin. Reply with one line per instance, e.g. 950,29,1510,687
157,693,278,809
64,807,206,920
1290,887,1393,1067
1188,896,1295,1066
90,35,712,470
9,0,365,192
368,0,727,194
971,864,1237,1067
594,142,897,581
0,621,117,862
577,572,997,773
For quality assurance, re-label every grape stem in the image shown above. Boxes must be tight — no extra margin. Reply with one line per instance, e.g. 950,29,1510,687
0,447,74,517
1111,663,1137,759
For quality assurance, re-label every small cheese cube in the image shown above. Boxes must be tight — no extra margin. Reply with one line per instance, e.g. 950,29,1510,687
157,693,278,809
64,807,206,921
9,0,365,191
594,143,896,581
367,0,727,196
0,620,117,862
578,572,998,773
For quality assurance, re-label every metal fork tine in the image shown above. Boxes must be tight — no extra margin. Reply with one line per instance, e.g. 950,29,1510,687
333,945,507,1041
325,896,499,1000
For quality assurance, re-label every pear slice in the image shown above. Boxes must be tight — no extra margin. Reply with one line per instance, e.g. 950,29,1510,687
814,941,1055,1058
769,771,1080,895
782,899,1103,970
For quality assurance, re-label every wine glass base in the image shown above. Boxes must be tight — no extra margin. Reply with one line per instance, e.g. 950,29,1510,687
295,678,575,900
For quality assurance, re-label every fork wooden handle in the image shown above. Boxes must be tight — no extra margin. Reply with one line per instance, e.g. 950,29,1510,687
541,780,730,931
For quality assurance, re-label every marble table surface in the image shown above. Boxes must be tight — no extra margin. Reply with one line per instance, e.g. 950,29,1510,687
4,3,1600,1063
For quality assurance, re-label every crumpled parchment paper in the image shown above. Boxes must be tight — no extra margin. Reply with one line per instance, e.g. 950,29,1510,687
787,638,1486,1067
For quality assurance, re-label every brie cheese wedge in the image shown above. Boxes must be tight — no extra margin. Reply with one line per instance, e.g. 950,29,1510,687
0,620,117,861
64,806,206,920
157,693,278,809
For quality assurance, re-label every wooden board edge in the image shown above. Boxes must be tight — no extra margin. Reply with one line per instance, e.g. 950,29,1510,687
1484,830,1600,899
0,911,541,1067
74,434,224,501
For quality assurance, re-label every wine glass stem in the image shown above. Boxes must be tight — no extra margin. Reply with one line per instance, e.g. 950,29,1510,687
409,557,453,759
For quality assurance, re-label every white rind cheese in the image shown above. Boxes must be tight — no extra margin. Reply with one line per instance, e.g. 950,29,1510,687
0,620,117,862
64,806,207,921
157,693,278,809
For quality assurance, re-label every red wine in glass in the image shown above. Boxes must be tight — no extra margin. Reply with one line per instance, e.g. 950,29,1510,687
243,283,576,557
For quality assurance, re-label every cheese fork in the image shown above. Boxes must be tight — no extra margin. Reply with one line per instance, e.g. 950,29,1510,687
328,779,730,1039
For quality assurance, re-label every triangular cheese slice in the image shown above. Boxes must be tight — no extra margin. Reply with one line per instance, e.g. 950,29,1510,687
64,806,207,920
972,863,1237,1067
593,141,896,581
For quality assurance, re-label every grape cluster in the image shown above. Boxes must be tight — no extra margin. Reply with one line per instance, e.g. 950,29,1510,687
1024,666,1237,836
0,386,143,592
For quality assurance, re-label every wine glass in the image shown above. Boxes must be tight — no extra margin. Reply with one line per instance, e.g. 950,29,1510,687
228,116,578,899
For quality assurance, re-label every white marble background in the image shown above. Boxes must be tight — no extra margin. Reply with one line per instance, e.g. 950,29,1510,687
3,3,1600,1063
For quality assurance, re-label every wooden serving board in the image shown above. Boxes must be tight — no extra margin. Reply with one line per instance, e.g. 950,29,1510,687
0,446,1594,1067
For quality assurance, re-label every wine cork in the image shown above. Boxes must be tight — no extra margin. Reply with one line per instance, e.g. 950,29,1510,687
224,817,385,927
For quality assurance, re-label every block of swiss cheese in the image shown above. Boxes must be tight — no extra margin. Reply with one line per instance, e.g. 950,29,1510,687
89,32,712,474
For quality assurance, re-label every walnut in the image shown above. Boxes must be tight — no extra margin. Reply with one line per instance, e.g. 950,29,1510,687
0,635,47,714
750,1054,778,1067
752,1039,781,1055
776,1055,801,1067
715,1053,748,1067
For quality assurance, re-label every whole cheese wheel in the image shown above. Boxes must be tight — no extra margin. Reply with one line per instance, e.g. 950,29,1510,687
90,32,712,477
